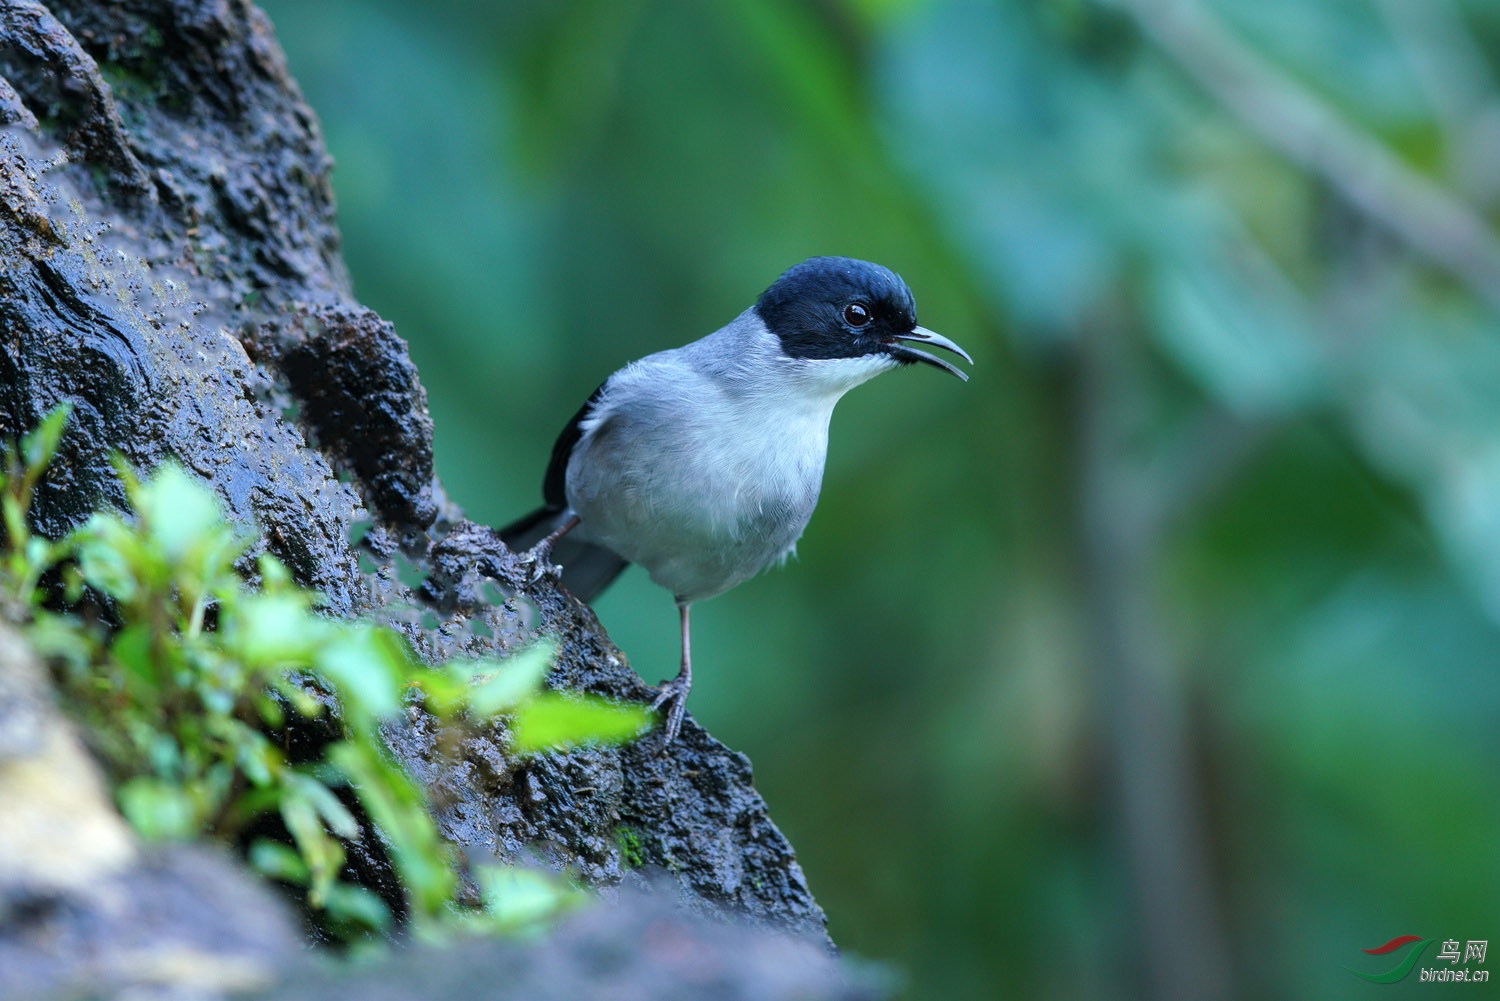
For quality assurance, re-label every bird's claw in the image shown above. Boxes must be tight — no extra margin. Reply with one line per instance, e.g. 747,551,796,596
518,543,563,584
515,513,580,585
649,676,687,710
650,677,691,744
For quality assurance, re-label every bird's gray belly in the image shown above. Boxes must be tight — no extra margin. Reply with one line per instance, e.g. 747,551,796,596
566,412,821,604
582,480,815,604
656,494,813,603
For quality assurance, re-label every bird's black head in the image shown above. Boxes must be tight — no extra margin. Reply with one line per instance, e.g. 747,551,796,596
754,256,970,380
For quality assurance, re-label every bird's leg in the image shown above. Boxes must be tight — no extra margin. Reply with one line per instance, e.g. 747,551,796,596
520,513,580,581
651,603,693,743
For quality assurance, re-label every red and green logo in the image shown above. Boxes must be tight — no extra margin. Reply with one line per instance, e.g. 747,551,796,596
1348,935,1432,983
1349,936,1490,983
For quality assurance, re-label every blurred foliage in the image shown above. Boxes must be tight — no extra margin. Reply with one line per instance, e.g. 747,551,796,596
0,407,650,942
260,0,1500,997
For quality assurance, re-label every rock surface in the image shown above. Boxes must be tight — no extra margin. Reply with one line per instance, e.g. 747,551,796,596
0,0,825,969
262,886,885,1001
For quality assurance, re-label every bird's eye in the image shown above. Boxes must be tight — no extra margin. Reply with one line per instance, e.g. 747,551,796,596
843,302,872,327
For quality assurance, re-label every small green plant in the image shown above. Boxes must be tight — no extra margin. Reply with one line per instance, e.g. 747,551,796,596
614,826,645,869
0,404,72,617
0,404,651,940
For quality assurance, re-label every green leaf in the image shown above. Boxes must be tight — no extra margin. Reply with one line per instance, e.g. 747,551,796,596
249,838,311,884
60,564,84,603
452,639,556,717
119,778,200,840
284,771,361,841
146,730,184,778
229,591,325,667
23,610,96,667
22,535,51,576
2,495,26,554
280,786,346,907
410,668,468,716
111,624,159,694
252,690,287,728
272,676,326,718
315,627,412,726
21,402,71,473
136,463,228,566
510,691,652,753
75,516,141,602
235,730,280,788
257,553,294,589
474,865,576,932
323,881,393,932
327,740,456,916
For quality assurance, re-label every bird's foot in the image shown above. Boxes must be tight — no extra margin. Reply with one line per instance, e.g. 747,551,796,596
650,675,691,745
516,514,580,584
518,540,563,584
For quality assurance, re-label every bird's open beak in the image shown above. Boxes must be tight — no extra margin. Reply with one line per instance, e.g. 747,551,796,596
888,326,973,382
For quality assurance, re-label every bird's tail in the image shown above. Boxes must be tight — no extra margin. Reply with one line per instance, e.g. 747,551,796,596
498,506,630,604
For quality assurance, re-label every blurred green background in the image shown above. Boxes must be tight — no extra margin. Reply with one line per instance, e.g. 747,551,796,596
256,1,1500,997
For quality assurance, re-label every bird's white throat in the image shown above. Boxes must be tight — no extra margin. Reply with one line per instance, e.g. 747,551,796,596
783,353,899,402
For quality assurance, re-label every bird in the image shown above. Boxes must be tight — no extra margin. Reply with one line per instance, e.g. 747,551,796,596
500,256,971,743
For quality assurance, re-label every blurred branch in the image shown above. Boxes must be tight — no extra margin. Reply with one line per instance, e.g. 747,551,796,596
1073,313,1232,1001
1114,0,1500,315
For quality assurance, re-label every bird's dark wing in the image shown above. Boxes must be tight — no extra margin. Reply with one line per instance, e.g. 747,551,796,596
498,379,629,604
542,380,608,509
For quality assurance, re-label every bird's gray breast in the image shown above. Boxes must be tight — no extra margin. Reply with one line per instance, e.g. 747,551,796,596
564,351,831,604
